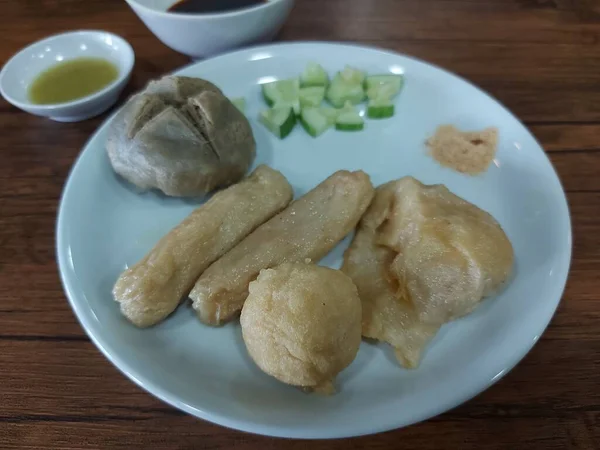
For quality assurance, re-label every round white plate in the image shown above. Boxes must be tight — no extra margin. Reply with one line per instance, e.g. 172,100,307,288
57,42,572,439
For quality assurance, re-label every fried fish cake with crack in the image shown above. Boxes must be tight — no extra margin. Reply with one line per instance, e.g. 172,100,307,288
107,75,256,197
241,263,362,394
190,170,375,326
113,165,293,328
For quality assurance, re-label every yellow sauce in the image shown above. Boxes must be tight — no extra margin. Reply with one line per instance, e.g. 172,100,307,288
28,57,119,105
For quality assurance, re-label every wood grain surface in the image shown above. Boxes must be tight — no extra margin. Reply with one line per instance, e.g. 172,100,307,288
1,0,599,448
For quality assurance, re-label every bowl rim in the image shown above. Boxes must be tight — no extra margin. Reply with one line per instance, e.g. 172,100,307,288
0,30,135,112
124,0,288,19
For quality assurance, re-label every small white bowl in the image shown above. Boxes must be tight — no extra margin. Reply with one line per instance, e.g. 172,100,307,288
124,0,295,59
0,31,134,122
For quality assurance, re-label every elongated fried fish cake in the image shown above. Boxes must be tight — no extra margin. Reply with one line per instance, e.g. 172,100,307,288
113,165,293,328
190,170,375,326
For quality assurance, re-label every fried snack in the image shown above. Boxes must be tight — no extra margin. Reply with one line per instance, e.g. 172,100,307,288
342,176,514,367
107,76,256,197
113,165,293,328
241,263,362,394
190,170,375,326
342,220,439,369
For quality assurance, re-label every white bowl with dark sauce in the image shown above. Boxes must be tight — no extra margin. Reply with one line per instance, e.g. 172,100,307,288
124,0,295,59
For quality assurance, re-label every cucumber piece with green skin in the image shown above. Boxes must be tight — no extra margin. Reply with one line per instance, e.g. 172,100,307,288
365,74,404,91
336,113,365,131
365,74,404,100
300,62,329,87
326,76,365,108
231,97,246,113
366,83,400,101
300,107,332,137
319,106,341,125
261,78,299,105
275,100,301,115
339,66,366,85
261,78,301,114
335,104,364,131
299,86,326,108
259,106,296,139
367,98,395,119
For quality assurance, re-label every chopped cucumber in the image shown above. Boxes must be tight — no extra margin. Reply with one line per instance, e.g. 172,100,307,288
230,97,246,113
282,100,301,115
259,106,296,139
339,66,366,85
319,106,341,125
367,98,395,119
335,104,364,131
300,107,332,137
365,74,404,100
365,74,404,91
261,78,301,114
336,115,365,131
261,78,299,106
326,76,365,108
299,86,326,108
257,67,403,137
300,62,329,87
366,83,400,101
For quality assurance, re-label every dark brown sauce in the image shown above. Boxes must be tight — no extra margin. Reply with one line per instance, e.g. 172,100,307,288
168,0,267,14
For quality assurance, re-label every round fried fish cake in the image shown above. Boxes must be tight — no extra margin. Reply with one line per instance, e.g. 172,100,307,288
240,263,362,394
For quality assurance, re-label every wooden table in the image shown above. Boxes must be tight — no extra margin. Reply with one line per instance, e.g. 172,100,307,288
1,0,599,448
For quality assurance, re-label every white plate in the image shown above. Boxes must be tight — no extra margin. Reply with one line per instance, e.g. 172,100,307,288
57,43,572,439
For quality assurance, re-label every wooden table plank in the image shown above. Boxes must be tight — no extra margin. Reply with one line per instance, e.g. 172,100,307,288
531,124,600,151
3,417,598,450
0,338,598,446
1,1,600,124
1,0,598,448
0,320,596,414
1,121,599,181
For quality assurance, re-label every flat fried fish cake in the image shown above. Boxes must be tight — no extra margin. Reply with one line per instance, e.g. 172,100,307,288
377,177,514,325
190,170,375,326
342,176,514,368
113,165,293,327
342,218,439,369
